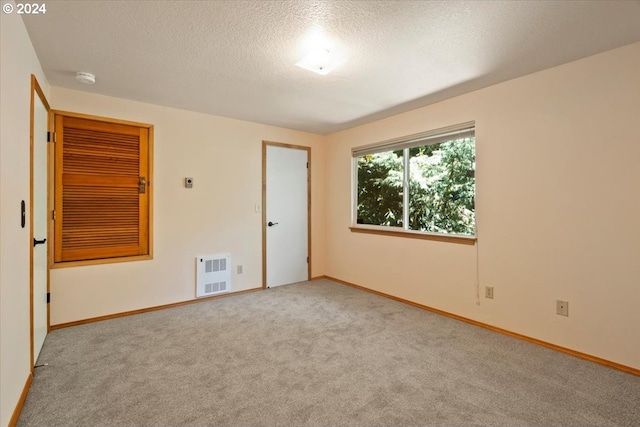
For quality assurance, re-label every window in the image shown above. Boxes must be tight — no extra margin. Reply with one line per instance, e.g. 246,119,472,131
353,122,475,241
53,112,153,265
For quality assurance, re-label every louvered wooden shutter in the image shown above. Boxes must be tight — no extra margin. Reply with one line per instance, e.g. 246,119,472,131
54,115,150,262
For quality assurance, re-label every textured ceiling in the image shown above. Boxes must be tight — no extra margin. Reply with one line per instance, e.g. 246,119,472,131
22,1,640,135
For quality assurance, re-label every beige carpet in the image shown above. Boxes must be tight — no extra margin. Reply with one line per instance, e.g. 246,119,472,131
17,279,640,426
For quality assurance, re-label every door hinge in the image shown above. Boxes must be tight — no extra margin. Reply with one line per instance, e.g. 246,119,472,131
47,131,51,142
306,162,308,168
47,292,50,304
52,210,56,220
307,256,309,263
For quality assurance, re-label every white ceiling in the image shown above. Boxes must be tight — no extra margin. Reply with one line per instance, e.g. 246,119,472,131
23,1,640,135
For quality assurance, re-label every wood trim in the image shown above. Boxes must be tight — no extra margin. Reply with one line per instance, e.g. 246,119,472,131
147,126,154,259
50,287,263,330
51,254,152,269
52,111,154,265
61,115,141,135
349,226,476,245
8,373,33,427
32,77,50,111
326,276,640,377
262,141,312,288
51,109,152,129
262,140,310,151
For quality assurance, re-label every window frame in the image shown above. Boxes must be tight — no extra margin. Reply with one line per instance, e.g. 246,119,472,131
351,121,476,245
51,110,154,268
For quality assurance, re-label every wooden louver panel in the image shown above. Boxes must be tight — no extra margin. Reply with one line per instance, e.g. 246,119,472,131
55,115,150,262
63,127,140,177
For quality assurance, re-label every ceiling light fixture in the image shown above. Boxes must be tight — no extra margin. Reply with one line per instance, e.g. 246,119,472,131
76,72,96,84
295,48,343,75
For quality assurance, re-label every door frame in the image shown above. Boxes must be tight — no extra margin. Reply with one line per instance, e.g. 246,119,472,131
262,141,311,289
30,74,52,370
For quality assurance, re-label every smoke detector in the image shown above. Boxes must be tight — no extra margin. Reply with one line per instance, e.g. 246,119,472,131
76,72,96,84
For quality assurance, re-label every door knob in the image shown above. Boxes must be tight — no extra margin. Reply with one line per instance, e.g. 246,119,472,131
33,238,47,247
267,221,279,227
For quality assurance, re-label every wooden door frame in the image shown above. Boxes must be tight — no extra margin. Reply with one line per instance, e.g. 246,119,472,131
29,74,52,371
262,141,311,289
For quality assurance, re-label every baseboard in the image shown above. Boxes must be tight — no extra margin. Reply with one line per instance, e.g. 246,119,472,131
50,287,263,330
50,279,330,329
9,372,33,427
326,276,639,377
48,275,639,375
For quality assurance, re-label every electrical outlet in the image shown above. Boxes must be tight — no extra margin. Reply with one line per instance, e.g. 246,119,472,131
556,300,569,316
485,286,494,299
237,265,243,274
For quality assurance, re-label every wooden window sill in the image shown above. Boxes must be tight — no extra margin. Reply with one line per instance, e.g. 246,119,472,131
349,225,476,245
51,254,152,269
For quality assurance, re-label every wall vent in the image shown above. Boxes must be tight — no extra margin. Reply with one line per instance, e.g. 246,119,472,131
196,254,231,297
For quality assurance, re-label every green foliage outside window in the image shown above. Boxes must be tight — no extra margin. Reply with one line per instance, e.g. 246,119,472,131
357,138,475,235
356,150,404,227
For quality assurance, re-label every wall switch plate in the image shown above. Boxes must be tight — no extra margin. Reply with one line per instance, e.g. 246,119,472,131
556,300,569,316
237,265,243,274
485,286,494,299
255,203,261,213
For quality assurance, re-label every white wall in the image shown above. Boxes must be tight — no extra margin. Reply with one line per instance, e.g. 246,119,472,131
49,88,327,325
325,42,640,369
0,7,50,426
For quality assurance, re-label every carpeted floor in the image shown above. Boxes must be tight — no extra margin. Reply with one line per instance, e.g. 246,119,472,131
17,279,640,426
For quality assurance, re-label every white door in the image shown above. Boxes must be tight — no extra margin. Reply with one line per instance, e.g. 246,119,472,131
32,82,49,361
265,144,309,288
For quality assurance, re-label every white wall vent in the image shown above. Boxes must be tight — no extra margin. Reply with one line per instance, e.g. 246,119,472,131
196,254,231,297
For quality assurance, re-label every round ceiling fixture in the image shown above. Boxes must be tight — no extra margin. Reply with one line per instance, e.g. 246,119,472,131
76,72,96,84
